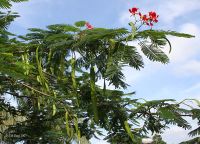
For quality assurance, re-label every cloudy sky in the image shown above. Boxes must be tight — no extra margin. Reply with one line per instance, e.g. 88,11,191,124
9,0,200,143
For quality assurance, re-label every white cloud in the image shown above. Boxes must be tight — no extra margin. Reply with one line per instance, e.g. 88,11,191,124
161,111,199,144
167,23,200,76
175,60,200,76
169,23,200,62
162,123,197,144
158,0,200,23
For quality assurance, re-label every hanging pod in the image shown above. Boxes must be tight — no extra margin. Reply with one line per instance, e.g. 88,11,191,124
52,104,56,116
71,56,79,106
52,91,57,116
90,66,99,123
65,111,73,142
36,46,49,89
21,52,30,75
60,53,65,78
65,111,70,136
74,114,81,141
124,120,135,143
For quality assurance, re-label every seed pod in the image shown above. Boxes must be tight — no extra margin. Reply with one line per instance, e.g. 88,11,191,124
71,57,79,106
74,115,81,141
65,111,70,136
90,66,99,123
124,120,134,142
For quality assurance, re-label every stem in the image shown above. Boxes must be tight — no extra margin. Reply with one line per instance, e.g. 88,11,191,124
71,51,79,107
19,82,51,97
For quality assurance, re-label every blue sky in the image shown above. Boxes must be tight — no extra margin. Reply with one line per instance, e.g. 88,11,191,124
9,0,200,143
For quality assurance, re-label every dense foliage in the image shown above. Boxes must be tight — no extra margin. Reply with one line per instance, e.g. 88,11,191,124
0,0,199,144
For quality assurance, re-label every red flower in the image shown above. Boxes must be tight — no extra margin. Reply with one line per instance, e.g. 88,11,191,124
85,22,93,30
129,7,139,15
149,11,159,22
139,13,150,25
128,7,159,28
141,14,149,22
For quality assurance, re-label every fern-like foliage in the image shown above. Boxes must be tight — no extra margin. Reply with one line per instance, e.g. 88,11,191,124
0,0,28,9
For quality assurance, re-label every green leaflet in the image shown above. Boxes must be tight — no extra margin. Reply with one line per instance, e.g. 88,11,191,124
74,115,81,141
71,57,79,106
37,98,40,110
65,111,70,136
44,82,50,92
124,120,134,143
103,39,116,97
21,52,30,75
0,52,13,57
36,47,45,84
36,46,49,91
74,21,86,27
158,108,177,119
0,0,11,9
140,42,169,64
137,30,195,39
52,91,57,116
47,48,52,67
109,39,116,49
52,104,56,116
36,75,41,84
47,24,80,32
60,53,65,78
90,66,99,123
193,99,200,107
129,22,136,39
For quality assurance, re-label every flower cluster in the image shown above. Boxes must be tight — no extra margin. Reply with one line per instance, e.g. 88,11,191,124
129,7,139,15
85,22,93,30
129,7,159,27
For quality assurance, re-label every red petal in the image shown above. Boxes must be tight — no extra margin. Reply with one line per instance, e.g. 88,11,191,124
85,22,94,30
